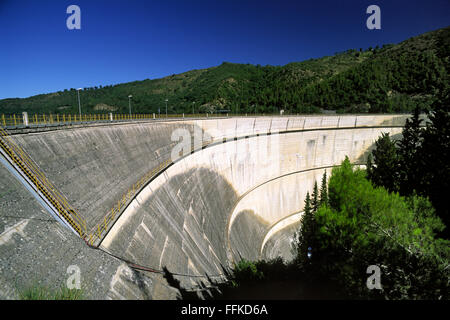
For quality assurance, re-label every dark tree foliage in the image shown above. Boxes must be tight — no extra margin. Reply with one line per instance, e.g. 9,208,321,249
320,170,328,206
295,192,316,263
397,107,423,196
304,158,449,299
311,181,319,213
368,103,450,238
366,132,400,193
419,108,450,238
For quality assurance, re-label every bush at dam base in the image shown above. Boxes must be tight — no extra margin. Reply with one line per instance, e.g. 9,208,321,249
164,258,349,300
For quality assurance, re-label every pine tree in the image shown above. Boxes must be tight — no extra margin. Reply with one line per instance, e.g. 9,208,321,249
420,107,450,238
304,192,312,217
312,181,319,213
297,192,315,262
366,132,400,193
366,153,373,179
397,106,423,195
320,171,328,206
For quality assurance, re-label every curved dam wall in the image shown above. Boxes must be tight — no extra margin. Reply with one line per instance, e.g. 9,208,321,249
1,115,409,299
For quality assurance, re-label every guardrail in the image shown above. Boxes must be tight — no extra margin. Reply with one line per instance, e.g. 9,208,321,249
0,126,88,239
0,112,263,247
87,158,173,245
0,113,234,128
1,112,417,129
88,137,215,246
2,112,323,128
0,120,216,247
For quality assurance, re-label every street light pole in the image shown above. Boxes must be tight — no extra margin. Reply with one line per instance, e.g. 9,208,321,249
165,99,168,118
77,88,82,118
193,101,195,115
128,95,132,119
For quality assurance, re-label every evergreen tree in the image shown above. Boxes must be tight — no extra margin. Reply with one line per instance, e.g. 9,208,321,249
367,133,400,193
319,171,328,206
366,153,373,178
297,192,316,263
312,181,319,213
367,102,449,238
304,192,312,219
420,108,450,238
312,158,449,299
397,107,423,195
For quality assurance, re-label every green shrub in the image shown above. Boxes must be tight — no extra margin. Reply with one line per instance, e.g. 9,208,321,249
19,285,84,300
233,259,264,284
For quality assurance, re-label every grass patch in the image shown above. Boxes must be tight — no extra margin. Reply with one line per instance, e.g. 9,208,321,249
19,285,84,300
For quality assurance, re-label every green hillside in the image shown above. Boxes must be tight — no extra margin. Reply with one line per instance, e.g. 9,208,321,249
1,26,448,115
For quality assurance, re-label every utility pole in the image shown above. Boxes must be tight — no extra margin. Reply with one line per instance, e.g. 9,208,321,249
128,95,132,119
165,99,168,118
77,88,82,118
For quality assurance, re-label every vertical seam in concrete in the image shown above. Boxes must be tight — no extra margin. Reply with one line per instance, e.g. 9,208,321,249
159,236,169,269
313,132,319,168
332,127,337,165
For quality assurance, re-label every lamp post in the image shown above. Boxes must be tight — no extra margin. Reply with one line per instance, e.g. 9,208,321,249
128,95,132,119
165,99,168,118
192,101,195,115
77,88,82,118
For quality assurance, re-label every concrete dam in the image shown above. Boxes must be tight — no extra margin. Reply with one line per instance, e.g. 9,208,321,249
0,115,409,299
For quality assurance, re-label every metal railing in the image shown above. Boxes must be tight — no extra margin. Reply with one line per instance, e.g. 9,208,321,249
0,113,232,128
0,112,228,246
0,122,216,246
0,127,88,238
88,137,214,246
87,158,173,245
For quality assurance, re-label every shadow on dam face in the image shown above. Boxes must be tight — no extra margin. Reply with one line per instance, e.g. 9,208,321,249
229,209,271,262
355,132,403,164
81,126,409,297
104,167,248,293
262,221,301,262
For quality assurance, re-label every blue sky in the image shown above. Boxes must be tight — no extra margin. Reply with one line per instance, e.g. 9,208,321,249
0,0,449,99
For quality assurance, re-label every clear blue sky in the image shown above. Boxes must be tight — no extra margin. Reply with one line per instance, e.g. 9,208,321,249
0,0,448,99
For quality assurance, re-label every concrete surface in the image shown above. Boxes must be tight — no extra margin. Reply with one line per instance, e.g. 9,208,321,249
0,115,410,299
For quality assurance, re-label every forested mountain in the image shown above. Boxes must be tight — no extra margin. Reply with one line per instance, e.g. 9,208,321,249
1,26,448,115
